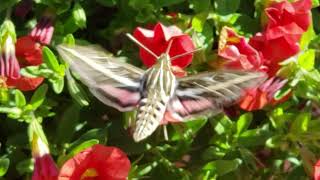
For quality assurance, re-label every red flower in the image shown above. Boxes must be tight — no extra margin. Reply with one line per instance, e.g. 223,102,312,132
239,77,288,111
218,27,267,72
249,24,303,75
6,36,44,91
249,0,312,73
7,17,54,91
133,22,195,68
58,144,131,180
315,160,320,180
15,36,42,66
265,0,312,31
31,134,59,180
33,154,59,180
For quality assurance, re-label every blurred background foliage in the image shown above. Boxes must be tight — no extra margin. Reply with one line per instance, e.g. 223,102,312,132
0,0,320,179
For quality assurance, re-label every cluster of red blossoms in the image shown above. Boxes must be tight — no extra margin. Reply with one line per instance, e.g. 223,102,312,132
219,0,312,111
134,0,312,111
1,17,53,91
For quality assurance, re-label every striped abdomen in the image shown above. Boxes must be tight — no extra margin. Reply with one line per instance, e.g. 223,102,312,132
133,89,169,142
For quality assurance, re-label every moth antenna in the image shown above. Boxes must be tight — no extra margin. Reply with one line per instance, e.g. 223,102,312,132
126,33,159,59
165,39,174,55
170,47,204,61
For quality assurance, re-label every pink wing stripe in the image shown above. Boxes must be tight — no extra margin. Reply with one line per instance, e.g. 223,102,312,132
99,85,141,107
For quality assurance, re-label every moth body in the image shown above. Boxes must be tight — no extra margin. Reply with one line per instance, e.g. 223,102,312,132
134,54,177,142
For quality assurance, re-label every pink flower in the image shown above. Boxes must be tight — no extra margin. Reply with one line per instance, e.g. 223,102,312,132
30,17,54,45
0,35,21,80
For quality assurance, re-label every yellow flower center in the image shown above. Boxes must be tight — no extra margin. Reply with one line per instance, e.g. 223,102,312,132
227,36,240,44
81,168,99,179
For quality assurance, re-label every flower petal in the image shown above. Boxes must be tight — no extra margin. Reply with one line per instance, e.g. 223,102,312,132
133,22,194,69
58,145,131,180
6,76,44,91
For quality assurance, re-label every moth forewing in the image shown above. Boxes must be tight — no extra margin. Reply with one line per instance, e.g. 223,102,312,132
56,44,144,111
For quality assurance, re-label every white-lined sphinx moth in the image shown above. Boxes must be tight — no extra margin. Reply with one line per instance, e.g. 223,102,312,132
57,35,267,142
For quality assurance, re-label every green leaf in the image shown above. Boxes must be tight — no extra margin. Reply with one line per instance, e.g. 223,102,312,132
312,0,320,7
152,0,184,7
0,158,9,177
233,14,259,35
42,47,60,72
66,69,89,107
216,13,241,25
203,159,242,176
28,118,48,145
189,0,211,12
297,49,315,71
171,118,207,141
238,125,271,147
266,135,283,148
290,112,310,134
239,148,258,171
59,139,99,165
51,78,64,94
68,128,108,151
236,113,252,136
0,20,16,42
299,145,316,177
0,107,22,116
16,159,34,175
62,34,75,46
29,84,48,110
72,3,86,28
0,88,8,104
96,0,117,7
214,0,240,15
300,25,315,49
213,115,233,135
274,86,292,101
0,0,20,13
20,66,41,78
14,90,26,107
192,13,208,32
56,104,80,143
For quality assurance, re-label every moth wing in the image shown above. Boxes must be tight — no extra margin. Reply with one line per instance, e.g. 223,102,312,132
164,71,267,123
57,44,144,111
